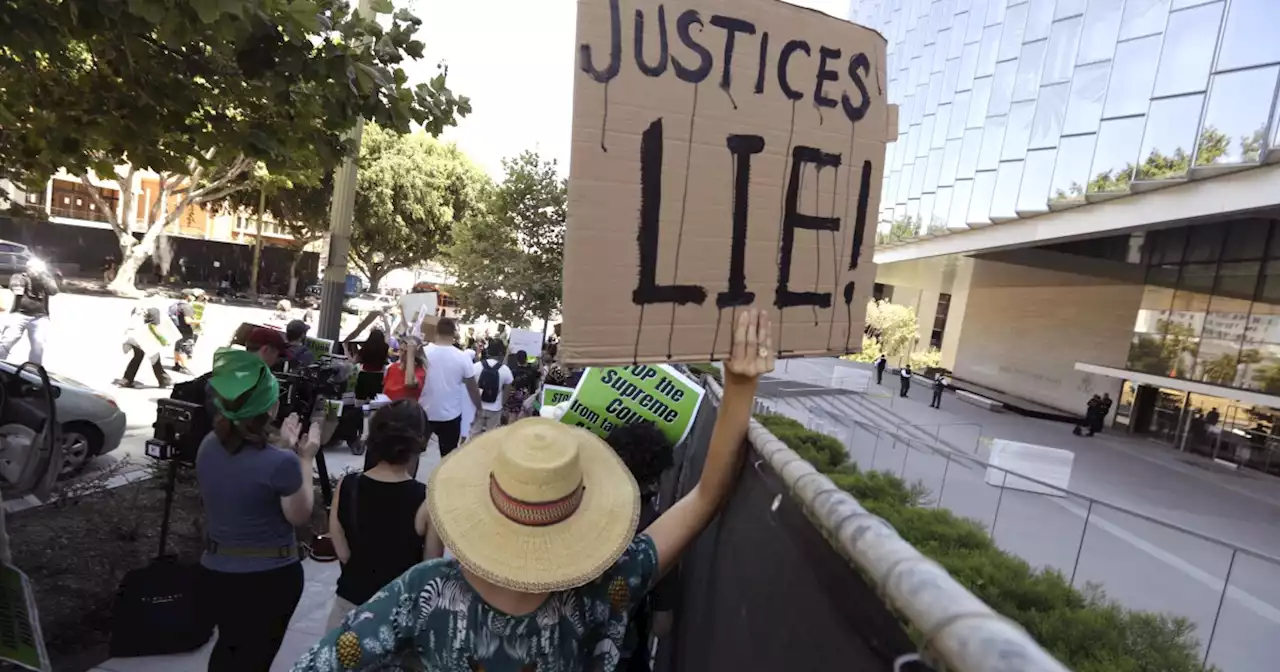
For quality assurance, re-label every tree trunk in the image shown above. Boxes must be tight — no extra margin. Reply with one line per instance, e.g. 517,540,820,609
367,266,385,294
288,249,302,298
249,188,266,298
107,238,150,295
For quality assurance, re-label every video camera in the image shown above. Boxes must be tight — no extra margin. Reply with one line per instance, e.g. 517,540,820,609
275,357,352,427
144,398,207,464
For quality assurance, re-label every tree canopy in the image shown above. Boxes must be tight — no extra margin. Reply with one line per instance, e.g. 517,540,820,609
443,151,567,328
0,0,470,291
350,124,490,292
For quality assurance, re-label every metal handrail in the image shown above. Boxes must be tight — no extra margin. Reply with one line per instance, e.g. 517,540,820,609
708,378,1072,672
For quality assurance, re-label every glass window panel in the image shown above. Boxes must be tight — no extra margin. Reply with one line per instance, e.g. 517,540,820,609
950,18,967,60
1150,228,1187,265
884,170,899,205
918,116,936,158
1134,277,1178,335
1126,333,1171,375
920,44,935,74
1135,94,1204,181
949,179,975,229
1205,261,1261,345
940,138,963,186
1043,16,1083,84
966,1,988,43
906,199,921,234
1078,0,1124,63
1120,0,1172,40
1194,339,1244,386
1089,116,1144,193
1002,101,1036,160
897,163,914,202
1247,262,1280,349
920,193,936,232
914,83,930,124
988,61,1018,116
1050,134,1096,204
933,30,950,73
911,155,929,196
979,115,1008,170
925,71,944,112
1056,0,1087,19
1223,219,1270,261
1063,60,1111,134
1017,148,1056,214
967,170,998,225
991,160,1024,220
986,0,1007,26
1199,66,1277,167
1170,0,1208,8
958,127,984,178
1185,226,1225,263
950,91,972,138
1030,82,1070,149
968,76,993,127
977,25,1002,77
933,105,952,148
957,42,980,92
1103,35,1162,119
933,187,953,230
1217,0,1280,71
1152,2,1222,97
941,58,961,104
1024,0,1056,42
924,148,945,192
998,3,1030,62
904,128,921,163
1013,40,1048,102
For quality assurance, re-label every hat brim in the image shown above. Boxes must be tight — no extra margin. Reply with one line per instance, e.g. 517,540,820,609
427,419,640,592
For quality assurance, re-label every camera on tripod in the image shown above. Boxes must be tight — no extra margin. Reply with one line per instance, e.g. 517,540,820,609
276,357,352,425
145,398,208,464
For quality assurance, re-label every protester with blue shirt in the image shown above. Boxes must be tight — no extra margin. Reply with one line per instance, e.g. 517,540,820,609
197,348,323,671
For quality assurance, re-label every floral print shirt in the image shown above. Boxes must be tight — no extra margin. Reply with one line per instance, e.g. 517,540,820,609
291,535,659,672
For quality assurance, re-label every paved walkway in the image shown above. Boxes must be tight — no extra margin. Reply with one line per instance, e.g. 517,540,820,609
758,357,1280,672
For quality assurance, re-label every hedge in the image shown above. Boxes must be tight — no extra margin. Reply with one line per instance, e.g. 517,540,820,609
755,413,1209,672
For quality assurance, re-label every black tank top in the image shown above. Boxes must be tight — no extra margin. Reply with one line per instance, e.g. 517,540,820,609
335,474,427,605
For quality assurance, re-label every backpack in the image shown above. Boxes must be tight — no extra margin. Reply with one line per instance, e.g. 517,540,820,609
478,359,502,404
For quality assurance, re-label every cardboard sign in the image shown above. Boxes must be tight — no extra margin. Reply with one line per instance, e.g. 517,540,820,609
563,0,895,365
561,364,704,445
542,384,576,408
509,328,544,359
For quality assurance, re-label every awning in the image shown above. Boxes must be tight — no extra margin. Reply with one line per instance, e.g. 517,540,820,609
1075,362,1280,408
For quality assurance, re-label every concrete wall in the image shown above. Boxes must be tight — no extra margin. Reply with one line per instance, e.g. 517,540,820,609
874,256,974,369
951,258,1143,414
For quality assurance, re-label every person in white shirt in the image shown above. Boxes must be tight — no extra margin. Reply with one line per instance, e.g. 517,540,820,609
471,341,514,436
420,318,482,459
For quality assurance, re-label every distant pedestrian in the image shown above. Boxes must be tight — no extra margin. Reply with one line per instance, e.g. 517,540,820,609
168,292,200,374
0,257,59,365
1091,392,1112,436
472,341,513,436
930,373,946,409
421,318,482,459
874,354,887,385
115,307,172,389
1205,407,1220,427
1074,395,1101,436
899,365,912,398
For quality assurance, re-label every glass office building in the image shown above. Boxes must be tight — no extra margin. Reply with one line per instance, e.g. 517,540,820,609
851,0,1280,244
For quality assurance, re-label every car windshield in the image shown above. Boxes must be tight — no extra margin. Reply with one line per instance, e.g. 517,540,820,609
0,361,86,388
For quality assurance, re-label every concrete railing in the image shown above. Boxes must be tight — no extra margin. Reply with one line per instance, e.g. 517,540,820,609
706,377,1070,672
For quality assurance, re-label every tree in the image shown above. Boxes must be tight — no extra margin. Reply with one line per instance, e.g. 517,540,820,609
864,300,920,362
877,216,920,245
350,125,489,292
1201,353,1241,386
0,0,471,292
214,170,333,296
443,151,567,329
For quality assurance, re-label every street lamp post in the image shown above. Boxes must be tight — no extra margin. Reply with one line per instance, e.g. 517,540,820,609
316,0,374,340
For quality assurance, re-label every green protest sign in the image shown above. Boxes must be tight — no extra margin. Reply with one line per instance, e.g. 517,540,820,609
0,564,50,672
542,385,575,408
304,336,334,363
560,364,704,445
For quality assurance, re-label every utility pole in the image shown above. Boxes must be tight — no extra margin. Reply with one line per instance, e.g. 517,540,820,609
249,186,266,298
317,0,373,340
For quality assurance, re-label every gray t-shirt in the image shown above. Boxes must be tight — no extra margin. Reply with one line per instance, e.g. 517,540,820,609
196,432,302,573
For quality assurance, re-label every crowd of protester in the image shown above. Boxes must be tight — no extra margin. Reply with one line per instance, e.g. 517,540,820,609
178,306,774,671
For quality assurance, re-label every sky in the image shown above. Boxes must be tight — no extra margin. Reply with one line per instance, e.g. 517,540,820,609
407,0,852,180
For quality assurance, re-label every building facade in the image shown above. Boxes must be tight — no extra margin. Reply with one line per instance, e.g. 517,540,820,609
852,0,1280,475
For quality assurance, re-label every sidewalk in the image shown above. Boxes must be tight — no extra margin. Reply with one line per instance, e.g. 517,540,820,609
91,440,442,672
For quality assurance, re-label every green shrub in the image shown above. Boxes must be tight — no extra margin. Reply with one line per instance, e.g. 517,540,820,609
755,415,1209,672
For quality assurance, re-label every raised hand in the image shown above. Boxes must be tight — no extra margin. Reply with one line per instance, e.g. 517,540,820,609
724,308,775,383
279,412,302,450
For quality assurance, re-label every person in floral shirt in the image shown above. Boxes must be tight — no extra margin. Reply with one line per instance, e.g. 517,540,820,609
293,310,775,672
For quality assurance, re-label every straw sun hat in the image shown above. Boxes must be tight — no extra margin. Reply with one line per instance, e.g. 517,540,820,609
427,417,640,592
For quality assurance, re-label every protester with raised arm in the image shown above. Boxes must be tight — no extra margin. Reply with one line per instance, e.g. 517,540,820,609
292,309,774,672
